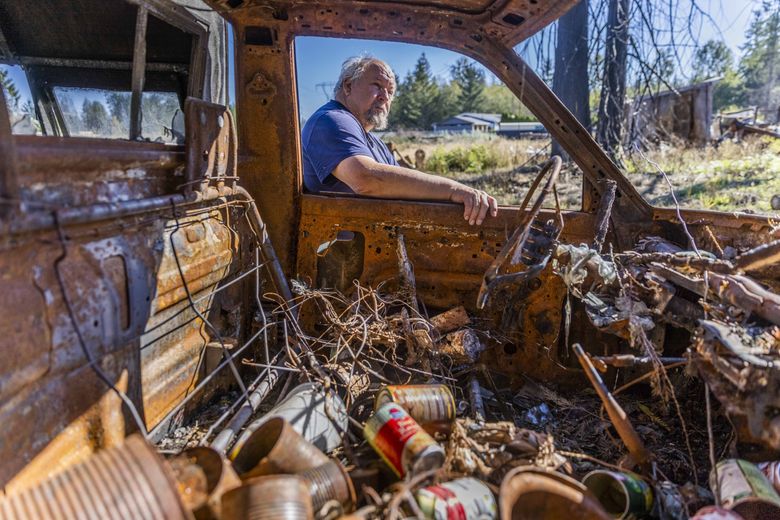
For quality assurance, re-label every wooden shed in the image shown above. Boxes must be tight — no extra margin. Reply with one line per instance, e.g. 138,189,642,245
628,78,719,145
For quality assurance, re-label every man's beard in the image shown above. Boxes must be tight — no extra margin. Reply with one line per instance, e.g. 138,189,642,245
366,107,389,130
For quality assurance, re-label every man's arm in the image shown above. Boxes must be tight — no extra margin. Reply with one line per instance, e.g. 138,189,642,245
333,155,498,226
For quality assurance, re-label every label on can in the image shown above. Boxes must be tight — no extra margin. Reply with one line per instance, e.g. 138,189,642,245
364,402,441,478
712,459,780,508
415,478,497,520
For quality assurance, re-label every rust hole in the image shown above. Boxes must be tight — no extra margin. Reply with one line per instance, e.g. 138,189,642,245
503,343,518,355
502,13,525,26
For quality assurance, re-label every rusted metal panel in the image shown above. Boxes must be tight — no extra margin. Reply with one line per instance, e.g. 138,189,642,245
297,195,594,380
142,211,236,427
234,40,302,276
11,136,183,208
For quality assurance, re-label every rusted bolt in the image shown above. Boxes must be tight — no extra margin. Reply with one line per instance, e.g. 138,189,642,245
528,278,542,291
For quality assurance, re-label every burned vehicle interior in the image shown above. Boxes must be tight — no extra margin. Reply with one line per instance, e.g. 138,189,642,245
2,0,780,518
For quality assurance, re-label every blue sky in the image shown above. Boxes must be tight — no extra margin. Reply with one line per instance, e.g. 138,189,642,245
3,1,760,120
292,1,758,120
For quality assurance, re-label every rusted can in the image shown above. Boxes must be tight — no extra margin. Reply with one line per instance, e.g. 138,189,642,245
711,459,780,519
375,384,456,435
221,474,313,520
363,402,445,478
170,446,241,520
415,477,497,519
230,417,329,479
0,434,190,520
582,470,653,519
299,459,356,514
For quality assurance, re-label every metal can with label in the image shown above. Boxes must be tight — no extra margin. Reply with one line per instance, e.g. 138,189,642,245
375,384,456,435
711,459,780,518
363,402,445,478
415,477,497,519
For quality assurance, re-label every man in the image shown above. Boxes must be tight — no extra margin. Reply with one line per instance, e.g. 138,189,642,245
302,56,498,226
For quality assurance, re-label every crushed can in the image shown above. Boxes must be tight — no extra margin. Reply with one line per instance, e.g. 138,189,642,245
363,402,445,478
375,384,456,435
582,470,653,519
415,477,497,519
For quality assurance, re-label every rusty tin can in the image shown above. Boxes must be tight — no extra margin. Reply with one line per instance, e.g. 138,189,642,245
415,477,497,519
582,470,653,519
221,474,313,520
299,459,357,514
375,384,456,435
711,459,780,518
363,402,445,478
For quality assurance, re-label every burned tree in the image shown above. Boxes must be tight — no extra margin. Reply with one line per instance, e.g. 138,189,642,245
596,0,630,159
551,0,591,160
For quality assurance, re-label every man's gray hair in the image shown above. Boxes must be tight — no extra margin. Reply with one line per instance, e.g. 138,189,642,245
334,55,395,97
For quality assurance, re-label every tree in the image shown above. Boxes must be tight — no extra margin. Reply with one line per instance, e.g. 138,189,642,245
390,53,452,130
693,40,734,81
451,58,486,113
739,1,780,118
481,84,535,121
0,68,21,109
596,0,630,159
552,0,590,159
81,99,109,134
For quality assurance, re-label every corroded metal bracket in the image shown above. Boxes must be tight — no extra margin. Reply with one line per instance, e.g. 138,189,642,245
184,98,238,196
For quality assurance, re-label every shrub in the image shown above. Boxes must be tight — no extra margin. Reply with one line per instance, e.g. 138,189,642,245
425,144,501,174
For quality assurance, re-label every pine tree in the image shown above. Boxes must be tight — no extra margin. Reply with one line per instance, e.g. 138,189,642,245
450,58,485,113
0,68,21,109
81,99,109,134
390,53,449,130
739,1,780,117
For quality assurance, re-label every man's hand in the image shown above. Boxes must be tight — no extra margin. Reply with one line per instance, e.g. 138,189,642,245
450,185,498,225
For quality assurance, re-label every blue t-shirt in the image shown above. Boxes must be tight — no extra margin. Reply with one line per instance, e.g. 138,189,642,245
302,100,398,193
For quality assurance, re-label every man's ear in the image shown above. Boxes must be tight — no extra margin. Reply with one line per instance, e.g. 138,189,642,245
343,79,352,96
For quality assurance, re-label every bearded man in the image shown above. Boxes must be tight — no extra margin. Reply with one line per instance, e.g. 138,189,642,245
302,56,498,226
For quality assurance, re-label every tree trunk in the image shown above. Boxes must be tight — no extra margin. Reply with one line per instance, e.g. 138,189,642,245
596,0,630,160
552,0,590,160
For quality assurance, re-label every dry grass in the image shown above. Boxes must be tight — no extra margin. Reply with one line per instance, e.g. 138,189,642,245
387,133,582,209
387,132,780,216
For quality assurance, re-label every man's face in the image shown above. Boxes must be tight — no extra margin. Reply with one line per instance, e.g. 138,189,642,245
344,63,395,131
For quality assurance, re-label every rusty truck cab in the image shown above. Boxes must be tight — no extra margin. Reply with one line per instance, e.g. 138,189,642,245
1,0,778,500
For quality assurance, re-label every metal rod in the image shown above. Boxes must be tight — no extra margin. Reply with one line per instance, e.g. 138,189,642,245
573,343,653,470
469,375,485,422
208,354,284,453
207,246,285,453
592,179,617,253
6,56,187,72
130,6,148,140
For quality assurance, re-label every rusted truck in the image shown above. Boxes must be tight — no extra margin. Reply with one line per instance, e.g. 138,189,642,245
2,0,779,517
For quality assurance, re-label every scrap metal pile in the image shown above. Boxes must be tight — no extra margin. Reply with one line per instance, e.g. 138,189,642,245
5,229,780,519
